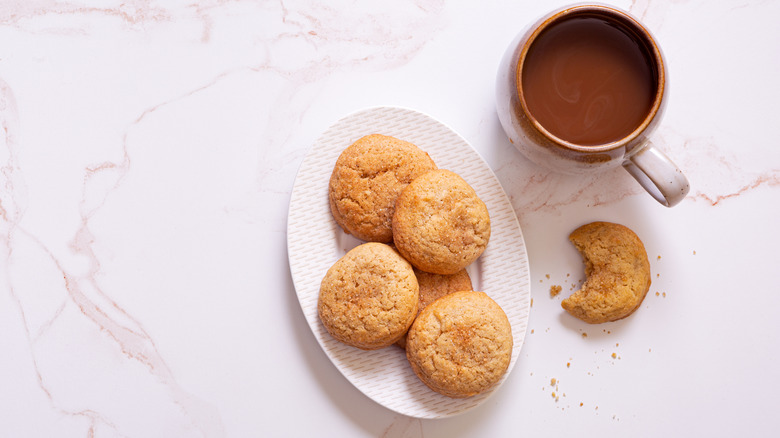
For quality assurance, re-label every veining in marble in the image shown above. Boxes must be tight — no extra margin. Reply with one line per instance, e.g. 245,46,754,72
1,0,779,436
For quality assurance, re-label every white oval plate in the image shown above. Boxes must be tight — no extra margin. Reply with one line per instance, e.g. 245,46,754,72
287,106,531,418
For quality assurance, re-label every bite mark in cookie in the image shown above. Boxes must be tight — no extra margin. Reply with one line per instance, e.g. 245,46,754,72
562,221,651,324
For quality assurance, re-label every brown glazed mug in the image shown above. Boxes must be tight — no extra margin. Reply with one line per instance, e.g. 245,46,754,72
496,3,689,207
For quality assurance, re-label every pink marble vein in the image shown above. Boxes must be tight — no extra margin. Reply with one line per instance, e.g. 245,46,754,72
1,1,449,435
4,0,775,435
1,76,224,435
0,0,171,27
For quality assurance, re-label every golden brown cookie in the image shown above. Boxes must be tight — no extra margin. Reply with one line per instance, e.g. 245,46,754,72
328,134,437,242
396,268,473,349
392,169,490,275
406,290,513,398
561,221,651,324
318,243,419,350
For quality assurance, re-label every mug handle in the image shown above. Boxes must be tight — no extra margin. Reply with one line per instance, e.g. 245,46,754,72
622,141,690,207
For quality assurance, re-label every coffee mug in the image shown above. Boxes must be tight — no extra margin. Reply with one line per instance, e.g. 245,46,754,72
496,3,689,207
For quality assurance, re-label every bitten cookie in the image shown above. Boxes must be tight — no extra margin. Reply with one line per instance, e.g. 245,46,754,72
406,290,513,398
396,268,473,349
328,134,437,242
392,169,490,275
319,243,419,350
561,221,651,324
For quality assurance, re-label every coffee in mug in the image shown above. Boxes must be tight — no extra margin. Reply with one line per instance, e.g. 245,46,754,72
496,4,689,207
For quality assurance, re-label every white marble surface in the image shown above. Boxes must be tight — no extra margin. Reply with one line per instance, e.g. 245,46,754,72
1,0,778,436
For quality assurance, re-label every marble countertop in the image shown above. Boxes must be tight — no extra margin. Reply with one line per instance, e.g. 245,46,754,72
1,0,778,436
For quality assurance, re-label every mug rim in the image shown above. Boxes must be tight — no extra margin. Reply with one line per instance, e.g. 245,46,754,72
515,4,666,153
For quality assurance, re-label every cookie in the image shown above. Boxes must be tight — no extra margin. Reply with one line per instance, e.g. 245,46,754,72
318,243,419,350
328,134,437,242
396,268,473,349
392,169,490,275
561,221,651,324
406,290,513,398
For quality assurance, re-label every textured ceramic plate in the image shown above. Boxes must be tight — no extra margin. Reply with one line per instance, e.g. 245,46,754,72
287,106,531,418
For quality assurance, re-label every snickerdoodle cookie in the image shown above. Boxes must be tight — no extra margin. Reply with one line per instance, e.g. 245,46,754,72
406,290,512,398
392,169,490,275
318,243,419,350
328,134,437,242
396,268,473,349
561,221,651,324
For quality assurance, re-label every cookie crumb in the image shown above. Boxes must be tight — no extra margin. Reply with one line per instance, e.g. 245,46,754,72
531,329,535,334
567,362,571,368
530,298,534,307
550,285,562,297
662,292,666,298
550,378,557,386
693,250,696,255
611,353,617,359
546,274,550,279
580,402,584,407
657,255,661,260
656,292,660,296
581,332,588,338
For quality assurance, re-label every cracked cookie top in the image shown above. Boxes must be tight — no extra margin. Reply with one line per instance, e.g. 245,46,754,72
328,134,437,242
396,268,473,349
392,169,490,275
318,242,419,350
405,290,512,398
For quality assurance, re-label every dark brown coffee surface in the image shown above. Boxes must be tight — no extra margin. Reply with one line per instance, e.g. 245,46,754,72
521,15,656,146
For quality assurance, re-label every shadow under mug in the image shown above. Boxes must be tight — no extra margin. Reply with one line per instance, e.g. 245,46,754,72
495,3,690,207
